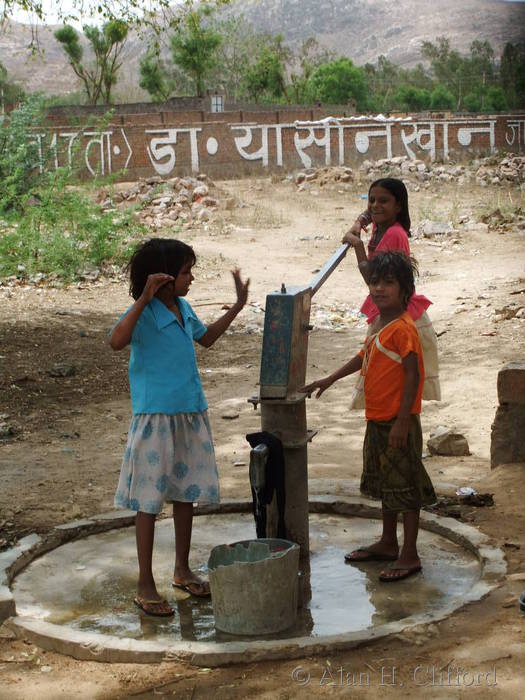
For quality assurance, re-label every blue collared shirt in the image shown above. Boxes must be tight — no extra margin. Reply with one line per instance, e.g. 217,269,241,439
124,297,208,415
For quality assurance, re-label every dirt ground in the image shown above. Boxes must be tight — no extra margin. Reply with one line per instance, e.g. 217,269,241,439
1,174,525,699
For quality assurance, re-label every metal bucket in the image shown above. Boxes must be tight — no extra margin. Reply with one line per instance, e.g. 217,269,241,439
208,538,299,635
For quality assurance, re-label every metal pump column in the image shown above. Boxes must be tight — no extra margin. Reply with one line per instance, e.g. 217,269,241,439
252,244,350,557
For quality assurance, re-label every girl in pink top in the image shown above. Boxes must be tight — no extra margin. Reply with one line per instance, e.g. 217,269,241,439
343,178,440,401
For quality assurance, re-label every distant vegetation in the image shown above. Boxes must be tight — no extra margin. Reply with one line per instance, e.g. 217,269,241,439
2,1,523,112
0,97,144,281
102,7,525,112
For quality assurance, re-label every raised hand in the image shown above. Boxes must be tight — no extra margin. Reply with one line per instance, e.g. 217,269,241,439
232,268,250,309
140,273,174,303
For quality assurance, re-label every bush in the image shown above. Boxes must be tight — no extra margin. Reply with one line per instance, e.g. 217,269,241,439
463,92,481,112
486,86,508,111
395,85,431,111
0,171,144,280
0,96,46,213
0,97,146,281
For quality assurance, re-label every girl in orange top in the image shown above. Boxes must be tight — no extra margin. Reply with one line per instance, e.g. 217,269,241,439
303,251,436,582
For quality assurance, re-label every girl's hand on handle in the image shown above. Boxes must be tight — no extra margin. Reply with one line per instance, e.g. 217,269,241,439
342,220,362,244
300,376,333,399
342,231,363,248
232,268,250,309
388,416,410,449
140,273,174,303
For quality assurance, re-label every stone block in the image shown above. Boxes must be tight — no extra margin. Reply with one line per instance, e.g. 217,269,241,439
497,362,525,406
491,404,525,467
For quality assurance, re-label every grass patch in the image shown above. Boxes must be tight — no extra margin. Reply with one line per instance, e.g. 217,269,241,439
0,175,146,281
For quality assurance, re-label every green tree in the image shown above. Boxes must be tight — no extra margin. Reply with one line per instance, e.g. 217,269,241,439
500,42,525,109
309,58,367,109
0,61,24,111
363,56,405,111
422,37,500,111
139,51,174,102
170,7,221,97
422,37,466,109
288,38,334,104
429,84,455,110
394,85,431,111
207,15,258,101
54,21,128,105
242,35,290,103
0,95,45,211
486,86,507,111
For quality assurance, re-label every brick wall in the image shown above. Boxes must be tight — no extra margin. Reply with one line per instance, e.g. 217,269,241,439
32,112,525,181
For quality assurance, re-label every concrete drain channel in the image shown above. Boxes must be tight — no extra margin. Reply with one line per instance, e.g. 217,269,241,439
1,498,505,667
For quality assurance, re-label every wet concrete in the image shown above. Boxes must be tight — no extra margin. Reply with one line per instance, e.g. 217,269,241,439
12,512,481,644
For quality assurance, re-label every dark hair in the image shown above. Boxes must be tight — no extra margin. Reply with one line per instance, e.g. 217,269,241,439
368,177,411,236
368,251,418,308
127,238,196,300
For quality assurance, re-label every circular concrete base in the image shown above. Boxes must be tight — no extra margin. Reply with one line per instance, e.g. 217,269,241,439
3,498,506,666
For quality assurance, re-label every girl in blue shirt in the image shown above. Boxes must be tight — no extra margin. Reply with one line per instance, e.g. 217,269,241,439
111,238,249,616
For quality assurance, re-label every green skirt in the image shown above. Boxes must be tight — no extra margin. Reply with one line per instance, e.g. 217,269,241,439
361,416,436,513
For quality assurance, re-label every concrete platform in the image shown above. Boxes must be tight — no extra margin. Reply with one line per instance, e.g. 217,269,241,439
3,498,506,666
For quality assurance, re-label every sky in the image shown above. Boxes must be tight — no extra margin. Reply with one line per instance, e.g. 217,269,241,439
8,0,525,26
8,0,168,27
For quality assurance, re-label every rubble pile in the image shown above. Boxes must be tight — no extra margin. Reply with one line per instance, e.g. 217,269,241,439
294,154,525,191
295,166,354,190
474,155,525,187
99,174,238,230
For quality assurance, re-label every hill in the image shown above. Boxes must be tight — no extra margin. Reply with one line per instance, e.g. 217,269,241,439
0,0,524,101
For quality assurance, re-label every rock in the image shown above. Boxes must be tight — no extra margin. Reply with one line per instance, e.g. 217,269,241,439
221,411,239,420
151,195,173,206
464,221,489,233
507,572,525,581
145,175,163,185
416,220,456,237
197,208,211,222
25,194,42,208
427,426,470,456
77,265,100,282
0,423,16,438
48,363,76,378
192,184,209,200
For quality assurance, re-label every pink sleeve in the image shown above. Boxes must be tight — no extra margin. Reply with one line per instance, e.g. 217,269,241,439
374,224,410,256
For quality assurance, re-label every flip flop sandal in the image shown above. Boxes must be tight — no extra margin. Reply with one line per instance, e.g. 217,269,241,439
344,547,399,563
134,596,174,617
172,580,211,598
379,566,422,583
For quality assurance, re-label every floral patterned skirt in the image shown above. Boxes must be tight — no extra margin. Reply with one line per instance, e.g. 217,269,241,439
114,411,220,515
